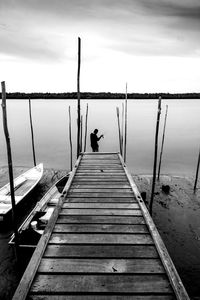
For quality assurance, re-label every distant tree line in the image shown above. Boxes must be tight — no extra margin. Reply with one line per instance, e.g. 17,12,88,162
1,92,200,99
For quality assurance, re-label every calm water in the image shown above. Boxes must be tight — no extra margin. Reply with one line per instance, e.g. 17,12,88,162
0,99,200,176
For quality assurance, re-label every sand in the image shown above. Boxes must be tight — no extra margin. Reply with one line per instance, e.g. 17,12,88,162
133,174,200,299
0,168,200,299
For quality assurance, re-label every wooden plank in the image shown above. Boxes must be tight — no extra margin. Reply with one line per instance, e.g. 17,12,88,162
69,188,132,193
76,170,125,173
44,244,159,258
72,180,129,183
57,215,145,224
118,153,190,300
38,258,165,273
49,233,153,244
30,274,172,293
70,185,131,189
66,197,136,203
62,203,139,209
60,209,142,216
53,224,148,233
12,155,83,300
67,193,134,198
28,295,175,300
78,166,123,169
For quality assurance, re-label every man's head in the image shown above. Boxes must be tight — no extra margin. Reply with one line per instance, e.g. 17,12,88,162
94,129,98,134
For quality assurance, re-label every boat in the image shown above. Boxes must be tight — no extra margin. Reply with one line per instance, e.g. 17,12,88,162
9,174,69,248
0,164,43,222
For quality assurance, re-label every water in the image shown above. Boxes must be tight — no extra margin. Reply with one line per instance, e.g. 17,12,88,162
0,99,200,176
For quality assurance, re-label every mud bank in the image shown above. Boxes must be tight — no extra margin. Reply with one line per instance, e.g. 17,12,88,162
133,175,200,300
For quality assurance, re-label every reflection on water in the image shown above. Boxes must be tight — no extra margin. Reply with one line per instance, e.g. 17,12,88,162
0,99,199,176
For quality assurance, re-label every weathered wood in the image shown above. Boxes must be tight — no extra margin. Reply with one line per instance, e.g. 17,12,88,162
71,184,130,188
60,209,142,216
118,153,190,300
66,197,136,203
12,156,82,300
1,81,19,255
69,188,132,193
28,99,37,166
62,203,139,209
38,258,164,273
44,244,158,258
57,215,145,224
77,37,81,158
83,103,88,152
67,193,134,198
53,224,148,233
28,295,175,300
30,274,172,293
68,106,73,171
49,233,153,244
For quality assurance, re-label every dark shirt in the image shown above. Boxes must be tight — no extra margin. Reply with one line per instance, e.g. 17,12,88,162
90,133,99,148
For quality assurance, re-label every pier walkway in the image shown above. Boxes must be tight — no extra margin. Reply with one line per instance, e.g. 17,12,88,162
13,152,189,299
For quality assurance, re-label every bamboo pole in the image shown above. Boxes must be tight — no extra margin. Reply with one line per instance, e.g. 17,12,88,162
28,99,36,166
68,106,73,171
194,147,200,191
116,107,122,155
1,81,19,259
77,37,81,158
123,83,128,162
121,102,124,157
84,103,88,152
157,104,168,180
149,97,162,215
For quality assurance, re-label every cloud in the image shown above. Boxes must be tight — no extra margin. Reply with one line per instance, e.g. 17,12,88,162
0,0,200,62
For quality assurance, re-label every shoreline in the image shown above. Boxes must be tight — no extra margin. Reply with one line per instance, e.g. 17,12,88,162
0,168,200,299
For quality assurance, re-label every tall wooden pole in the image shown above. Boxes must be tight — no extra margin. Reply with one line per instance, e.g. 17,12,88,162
157,105,168,180
149,97,162,215
77,37,81,158
80,115,83,153
116,107,122,155
194,147,200,191
1,81,19,258
121,102,124,157
28,99,36,166
123,83,128,162
84,103,88,152
68,106,73,171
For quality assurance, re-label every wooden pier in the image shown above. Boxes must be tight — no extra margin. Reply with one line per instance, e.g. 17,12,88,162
13,152,189,299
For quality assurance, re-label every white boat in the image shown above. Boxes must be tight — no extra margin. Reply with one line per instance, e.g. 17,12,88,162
0,164,43,222
9,174,69,248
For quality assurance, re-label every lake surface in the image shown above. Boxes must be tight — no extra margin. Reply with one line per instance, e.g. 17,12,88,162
0,99,200,176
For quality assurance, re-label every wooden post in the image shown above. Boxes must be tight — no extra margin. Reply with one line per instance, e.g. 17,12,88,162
116,107,122,155
77,37,81,158
80,115,83,153
68,106,73,171
157,104,168,180
1,81,19,258
84,103,88,152
121,102,124,157
149,97,162,215
123,83,128,162
28,99,36,166
194,147,200,191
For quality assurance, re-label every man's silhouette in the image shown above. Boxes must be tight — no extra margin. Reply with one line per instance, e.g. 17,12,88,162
90,129,104,152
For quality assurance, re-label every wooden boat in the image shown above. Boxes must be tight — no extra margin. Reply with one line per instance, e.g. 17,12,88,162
9,174,69,248
0,164,43,222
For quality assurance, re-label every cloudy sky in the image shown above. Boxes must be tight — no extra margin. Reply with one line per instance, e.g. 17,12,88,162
0,0,200,93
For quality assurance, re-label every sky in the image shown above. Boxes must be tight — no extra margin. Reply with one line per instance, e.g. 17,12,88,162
0,0,200,93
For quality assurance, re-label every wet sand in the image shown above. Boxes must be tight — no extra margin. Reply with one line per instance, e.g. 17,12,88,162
0,168,200,299
133,175,200,300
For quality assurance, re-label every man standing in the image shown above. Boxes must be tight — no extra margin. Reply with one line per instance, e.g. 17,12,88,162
90,129,104,152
